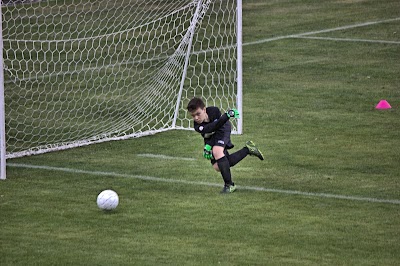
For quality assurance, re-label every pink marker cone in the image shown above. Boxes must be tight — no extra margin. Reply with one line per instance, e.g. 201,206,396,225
375,100,391,109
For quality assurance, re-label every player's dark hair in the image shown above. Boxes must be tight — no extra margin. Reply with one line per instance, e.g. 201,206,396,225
187,97,205,112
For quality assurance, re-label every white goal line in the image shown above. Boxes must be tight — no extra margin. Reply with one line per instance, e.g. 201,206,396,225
137,153,196,161
244,17,400,46
293,36,400,45
8,162,400,205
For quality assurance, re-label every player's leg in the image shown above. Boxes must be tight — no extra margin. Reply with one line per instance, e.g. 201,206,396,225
227,147,249,167
227,141,264,166
212,145,226,160
245,141,264,160
212,142,236,193
213,146,233,186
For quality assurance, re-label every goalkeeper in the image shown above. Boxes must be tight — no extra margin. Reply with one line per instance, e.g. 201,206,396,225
187,97,264,193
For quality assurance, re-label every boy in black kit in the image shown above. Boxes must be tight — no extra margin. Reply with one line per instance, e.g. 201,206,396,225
187,97,264,193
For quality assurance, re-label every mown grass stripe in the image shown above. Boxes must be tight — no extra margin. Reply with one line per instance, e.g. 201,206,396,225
8,163,400,205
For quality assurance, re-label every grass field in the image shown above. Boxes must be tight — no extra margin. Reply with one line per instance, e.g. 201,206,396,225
1,0,400,265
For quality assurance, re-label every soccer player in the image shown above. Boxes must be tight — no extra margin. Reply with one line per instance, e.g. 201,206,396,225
187,97,264,193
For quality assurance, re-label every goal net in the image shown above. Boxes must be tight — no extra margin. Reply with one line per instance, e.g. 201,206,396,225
0,0,242,177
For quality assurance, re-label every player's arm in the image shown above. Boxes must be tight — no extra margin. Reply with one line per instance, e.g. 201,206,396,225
194,114,228,134
194,109,239,134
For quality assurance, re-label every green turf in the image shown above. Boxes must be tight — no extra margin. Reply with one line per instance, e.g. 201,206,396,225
1,0,400,265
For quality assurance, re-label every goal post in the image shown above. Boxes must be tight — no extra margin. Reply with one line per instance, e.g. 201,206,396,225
236,0,243,135
0,0,243,179
0,1,5,180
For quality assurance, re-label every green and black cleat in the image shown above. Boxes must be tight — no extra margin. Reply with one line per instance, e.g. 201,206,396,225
246,141,264,160
220,183,237,194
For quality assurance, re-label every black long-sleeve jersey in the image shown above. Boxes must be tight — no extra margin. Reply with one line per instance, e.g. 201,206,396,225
193,107,228,137
194,106,234,149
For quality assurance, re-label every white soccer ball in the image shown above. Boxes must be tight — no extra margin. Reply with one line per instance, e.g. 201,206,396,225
97,190,119,211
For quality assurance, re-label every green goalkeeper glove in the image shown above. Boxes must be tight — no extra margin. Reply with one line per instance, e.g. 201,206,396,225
226,109,239,119
203,144,213,160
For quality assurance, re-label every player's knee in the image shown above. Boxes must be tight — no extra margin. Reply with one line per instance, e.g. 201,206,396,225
212,146,225,160
212,163,220,172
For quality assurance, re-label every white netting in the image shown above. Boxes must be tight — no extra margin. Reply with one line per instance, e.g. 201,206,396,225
2,0,240,158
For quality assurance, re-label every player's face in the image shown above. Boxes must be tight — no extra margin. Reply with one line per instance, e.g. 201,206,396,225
190,107,207,124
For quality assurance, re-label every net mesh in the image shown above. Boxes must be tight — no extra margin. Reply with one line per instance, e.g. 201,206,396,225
2,0,239,158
